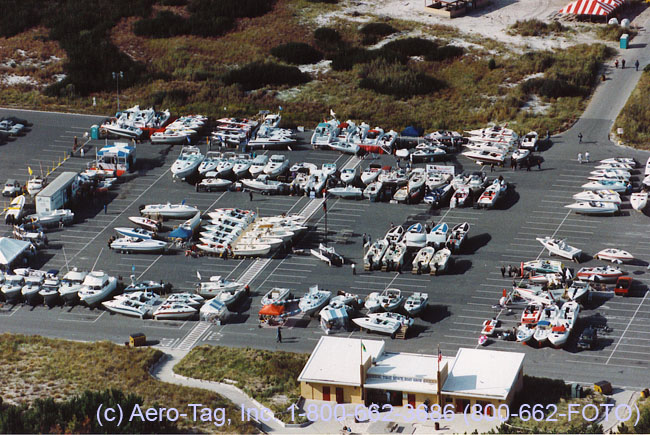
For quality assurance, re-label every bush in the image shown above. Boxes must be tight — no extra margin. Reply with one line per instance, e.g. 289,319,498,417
0,0,42,38
425,44,464,62
359,58,444,98
314,27,341,46
133,11,189,38
270,42,323,65
186,15,234,37
488,58,497,70
188,0,276,19
518,51,555,74
330,47,407,71
222,61,311,90
361,22,397,37
383,37,437,57
596,24,634,41
308,0,338,3
509,19,566,36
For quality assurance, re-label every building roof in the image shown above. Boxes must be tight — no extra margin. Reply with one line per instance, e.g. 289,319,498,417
298,336,384,386
442,348,525,400
365,352,452,394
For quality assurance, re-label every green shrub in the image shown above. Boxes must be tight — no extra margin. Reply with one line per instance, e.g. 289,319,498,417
330,47,407,71
425,44,464,62
361,22,397,37
133,11,189,38
314,27,341,46
509,19,566,36
383,37,437,56
188,0,276,19
518,51,555,74
149,89,190,106
359,58,444,98
488,58,497,70
596,24,633,41
0,0,42,38
186,15,234,37
270,42,323,65
222,61,311,90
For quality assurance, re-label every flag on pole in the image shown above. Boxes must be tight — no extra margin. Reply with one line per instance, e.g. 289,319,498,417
196,270,202,281
278,106,283,111
438,346,442,363
28,167,33,176
361,341,366,352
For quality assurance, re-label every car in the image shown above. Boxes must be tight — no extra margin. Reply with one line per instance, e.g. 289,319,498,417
614,276,632,296
577,326,598,351
2,179,21,197
0,116,31,127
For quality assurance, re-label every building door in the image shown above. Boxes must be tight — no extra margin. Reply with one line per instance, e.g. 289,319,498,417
336,388,344,404
323,386,330,401
408,394,416,408
456,398,470,413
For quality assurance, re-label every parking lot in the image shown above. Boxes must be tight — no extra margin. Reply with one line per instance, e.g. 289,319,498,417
1,108,649,389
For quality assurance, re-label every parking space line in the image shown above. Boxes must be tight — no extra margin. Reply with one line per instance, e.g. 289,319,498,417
605,291,649,365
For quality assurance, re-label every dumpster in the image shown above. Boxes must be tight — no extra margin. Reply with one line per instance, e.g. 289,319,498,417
128,332,146,347
90,125,99,140
620,34,629,49
594,381,613,395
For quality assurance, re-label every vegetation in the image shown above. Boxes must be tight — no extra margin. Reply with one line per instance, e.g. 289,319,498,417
596,24,636,41
360,22,397,45
271,42,323,65
617,396,650,433
133,10,190,38
508,19,566,37
175,345,309,422
223,61,311,90
615,70,650,148
359,58,445,98
0,334,255,433
314,26,342,49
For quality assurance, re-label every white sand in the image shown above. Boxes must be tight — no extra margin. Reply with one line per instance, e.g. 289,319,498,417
1,74,39,86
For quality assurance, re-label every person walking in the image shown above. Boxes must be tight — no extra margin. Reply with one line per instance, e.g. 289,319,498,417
622,59,626,69
249,191,253,202
537,158,542,170
501,265,506,278
615,59,619,68
635,59,640,71
490,163,495,172
276,327,282,343
584,151,590,163
351,263,356,275
578,132,583,143
507,264,512,277
578,153,583,164
104,202,108,214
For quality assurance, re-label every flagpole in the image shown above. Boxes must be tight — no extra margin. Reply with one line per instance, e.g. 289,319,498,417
437,344,442,406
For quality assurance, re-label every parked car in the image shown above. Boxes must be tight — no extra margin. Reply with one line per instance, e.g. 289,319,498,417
2,179,21,197
577,326,598,351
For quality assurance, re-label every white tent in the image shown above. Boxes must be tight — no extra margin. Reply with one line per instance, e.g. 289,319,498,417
0,237,31,269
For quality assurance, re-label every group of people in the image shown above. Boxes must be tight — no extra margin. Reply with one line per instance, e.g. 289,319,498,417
614,59,640,71
578,151,590,164
500,264,522,278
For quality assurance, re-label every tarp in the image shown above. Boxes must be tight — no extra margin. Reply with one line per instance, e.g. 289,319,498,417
0,237,31,266
559,0,616,15
320,307,348,323
168,227,192,240
259,304,285,316
401,126,424,137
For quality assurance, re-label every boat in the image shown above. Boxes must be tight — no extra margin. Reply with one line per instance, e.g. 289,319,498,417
384,225,405,244
110,237,167,253
446,222,470,252
248,130,296,149
321,163,337,178
140,203,199,219
520,132,538,150
241,175,290,194
340,168,358,184
232,242,271,257
521,303,543,324
430,248,452,275
532,305,560,346
311,118,339,148
21,275,44,305
631,192,648,212
198,177,233,192
381,242,406,271
564,201,619,215
581,180,631,193
599,157,637,167
481,318,499,336
5,194,26,224
39,276,61,307
595,248,634,264
232,155,252,178
523,260,564,275
378,169,408,187
26,176,45,196
462,150,506,165
369,311,413,327
328,186,363,199
377,288,404,312
161,293,204,309
576,265,624,282
516,324,535,343
263,155,289,177
476,181,502,209
589,168,631,179
171,146,204,181
261,287,292,306
24,209,74,227
466,125,517,139
412,247,435,274
536,237,582,262
115,227,154,240
364,239,388,270
564,281,590,303
357,128,386,154
450,187,470,208
102,296,157,318
78,271,118,307
360,164,382,185
249,154,270,177
410,146,447,163
1,275,24,302
129,216,162,232
404,292,428,317
572,190,621,204
548,301,580,348
153,302,198,320
424,185,454,207
298,286,332,316
310,243,344,266
352,316,401,337
364,292,382,313
404,223,427,249
596,161,635,171
289,162,318,175
58,268,88,304
363,181,383,202
124,279,165,294
426,172,452,190
427,223,448,248
196,276,247,298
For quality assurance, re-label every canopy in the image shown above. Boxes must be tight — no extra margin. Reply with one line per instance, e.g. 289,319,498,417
559,0,616,15
168,227,192,240
320,307,348,323
259,304,285,316
0,237,31,266
401,126,424,137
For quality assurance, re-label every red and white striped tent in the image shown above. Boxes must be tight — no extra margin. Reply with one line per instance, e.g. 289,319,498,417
559,0,617,15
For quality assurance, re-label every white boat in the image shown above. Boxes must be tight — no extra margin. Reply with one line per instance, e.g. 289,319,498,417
1,275,24,302
430,248,451,275
364,239,388,271
58,268,88,304
215,153,236,177
363,181,383,202
532,305,560,346
115,227,154,240
21,275,44,305
576,265,624,282
261,287,292,306
102,122,143,139
199,151,223,175
596,162,634,171
263,154,289,177
589,168,631,179
364,292,382,313
197,275,247,298
564,201,619,215
572,190,621,204
150,128,192,144
631,192,648,212
124,278,165,294
595,248,634,264
516,324,535,343
289,162,318,174
465,141,511,154
404,223,427,249
329,140,359,154
248,131,296,148
378,169,408,187
198,177,233,192
404,292,429,317
360,165,382,185
427,223,448,248
26,177,45,196
102,296,158,318
232,155,252,178
321,162,337,178
410,146,446,163
111,237,167,253
450,187,470,208
78,271,118,307
548,301,580,348
476,180,503,209
446,222,470,252
377,288,404,312
242,175,289,194
412,247,435,274
153,302,197,320
581,180,631,193
511,148,530,162
357,128,386,154
171,146,204,181
523,260,564,275
249,154,270,177
352,316,401,337
311,118,339,148
232,242,271,257
521,302,544,324
140,203,199,219
310,243,344,266
328,186,363,199
299,286,332,316
381,242,407,271
520,132,538,150
599,157,637,167
5,194,26,224
462,150,506,165
129,216,162,231
536,237,582,262
384,226,405,244
39,277,60,307
466,125,517,139
239,234,283,250
369,311,413,327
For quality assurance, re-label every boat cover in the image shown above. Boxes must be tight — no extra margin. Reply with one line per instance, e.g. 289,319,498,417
0,237,31,267
168,227,192,240
401,126,424,137
259,304,285,316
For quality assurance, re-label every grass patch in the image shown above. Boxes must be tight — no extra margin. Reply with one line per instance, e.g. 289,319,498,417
175,345,309,423
617,395,650,433
0,334,255,433
615,70,650,148
508,19,566,37
596,24,636,41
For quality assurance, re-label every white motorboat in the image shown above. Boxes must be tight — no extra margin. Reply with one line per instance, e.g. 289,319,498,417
427,223,448,248
339,168,358,185
232,155,252,178
197,275,247,298
378,169,408,187
599,157,637,167
26,177,45,196
153,302,197,320
520,132,538,150
241,175,289,194
310,243,344,266
115,227,154,240
360,165,382,185
328,186,363,199
198,177,233,192
369,311,413,327
289,162,318,174
150,128,193,144
357,128,385,154
58,268,88,304
364,239,388,270
102,297,155,318
102,122,143,139
140,203,199,219
410,146,446,163
39,277,60,307
572,190,621,204
404,292,428,317
589,168,631,179
548,301,580,348
576,265,623,282
311,118,339,148
24,209,74,227
21,275,44,305
564,201,619,215
581,180,631,193
476,180,504,209
129,216,162,231
523,260,564,275
511,148,530,162
299,286,332,316
124,278,164,294
211,208,256,224
5,194,26,224
596,161,635,171
321,163,337,178
210,286,246,309
377,288,404,312
630,192,648,212
430,248,451,275
249,154,270,177
1,275,24,302
466,124,517,139
363,181,383,202
462,150,506,165
521,302,544,325
261,287,292,306
199,151,223,175
536,237,582,262
215,152,236,177
595,248,634,264
171,146,204,180
450,187,470,208
232,242,271,257
164,293,204,309
587,172,630,183
446,222,470,252
263,154,289,177
239,234,283,250
353,316,401,337
329,140,360,154
408,170,426,192
412,246,435,274
364,292,382,312
248,131,296,148
78,271,118,307
646,156,650,176
382,242,407,271
516,324,535,343
111,237,167,253
532,305,560,346
384,225,405,244
465,141,511,154
404,223,427,249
